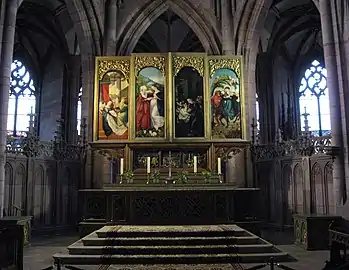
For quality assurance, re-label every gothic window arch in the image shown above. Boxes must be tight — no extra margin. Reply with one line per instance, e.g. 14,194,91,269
299,60,331,136
77,87,82,135
7,60,36,137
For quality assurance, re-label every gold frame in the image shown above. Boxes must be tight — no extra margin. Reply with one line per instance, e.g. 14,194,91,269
130,53,169,142
92,54,247,144
207,55,247,141
93,56,131,143
171,52,209,141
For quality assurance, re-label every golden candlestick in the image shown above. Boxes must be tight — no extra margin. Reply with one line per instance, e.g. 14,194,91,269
218,173,223,184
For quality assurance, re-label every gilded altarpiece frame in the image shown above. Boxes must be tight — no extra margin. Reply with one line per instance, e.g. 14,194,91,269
93,57,131,143
171,53,209,140
131,54,168,141
93,54,246,173
208,56,245,140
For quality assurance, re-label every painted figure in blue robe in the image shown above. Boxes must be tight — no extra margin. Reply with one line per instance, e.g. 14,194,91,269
222,86,240,120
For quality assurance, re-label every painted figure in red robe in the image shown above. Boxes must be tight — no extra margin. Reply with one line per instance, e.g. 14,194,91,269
136,85,152,131
211,89,224,126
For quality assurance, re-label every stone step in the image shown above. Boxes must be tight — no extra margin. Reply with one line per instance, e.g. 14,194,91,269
53,252,290,265
68,243,276,256
95,225,248,238
82,235,262,246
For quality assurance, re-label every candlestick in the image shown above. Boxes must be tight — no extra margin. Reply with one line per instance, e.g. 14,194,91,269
146,157,151,174
217,158,221,175
120,158,124,175
146,172,150,184
193,156,197,173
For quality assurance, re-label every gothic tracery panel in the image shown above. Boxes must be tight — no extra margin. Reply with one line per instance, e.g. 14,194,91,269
282,164,293,225
14,164,26,213
293,164,304,214
311,163,324,214
33,165,44,225
4,163,13,216
324,162,333,214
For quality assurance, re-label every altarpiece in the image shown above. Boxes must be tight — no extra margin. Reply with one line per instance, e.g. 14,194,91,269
92,53,248,177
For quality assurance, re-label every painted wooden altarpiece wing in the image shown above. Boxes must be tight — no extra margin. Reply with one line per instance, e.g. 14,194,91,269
94,57,130,141
133,55,167,139
93,54,245,172
173,54,206,139
208,57,243,139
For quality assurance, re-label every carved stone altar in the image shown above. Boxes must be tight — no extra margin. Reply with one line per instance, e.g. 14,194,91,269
293,214,341,250
79,53,258,236
78,186,260,235
0,216,32,247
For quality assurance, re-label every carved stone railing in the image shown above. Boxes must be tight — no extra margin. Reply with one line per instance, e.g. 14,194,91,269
5,118,88,161
251,136,332,161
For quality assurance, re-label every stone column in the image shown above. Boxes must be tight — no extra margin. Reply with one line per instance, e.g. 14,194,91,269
319,0,349,217
221,0,234,54
66,55,81,143
0,1,21,217
104,0,118,55
256,52,276,143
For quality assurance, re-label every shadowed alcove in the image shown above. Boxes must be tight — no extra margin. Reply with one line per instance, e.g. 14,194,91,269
133,10,205,53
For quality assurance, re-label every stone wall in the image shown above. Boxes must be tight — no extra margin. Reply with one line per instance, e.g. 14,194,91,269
4,124,85,230
4,155,81,229
253,137,334,228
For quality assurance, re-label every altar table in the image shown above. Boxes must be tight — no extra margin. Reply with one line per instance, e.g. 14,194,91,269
78,185,260,236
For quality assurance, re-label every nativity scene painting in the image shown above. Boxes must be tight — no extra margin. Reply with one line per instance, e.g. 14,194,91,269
174,67,205,138
210,68,241,139
135,67,165,138
98,70,129,140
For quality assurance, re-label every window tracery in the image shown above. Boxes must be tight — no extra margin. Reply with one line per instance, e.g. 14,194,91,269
299,60,331,136
7,60,36,137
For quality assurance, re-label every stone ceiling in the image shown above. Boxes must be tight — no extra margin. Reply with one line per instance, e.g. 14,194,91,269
262,0,322,65
14,0,76,74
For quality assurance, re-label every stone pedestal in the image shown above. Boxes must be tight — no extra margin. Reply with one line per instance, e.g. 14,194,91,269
293,214,341,250
0,225,24,270
0,216,32,247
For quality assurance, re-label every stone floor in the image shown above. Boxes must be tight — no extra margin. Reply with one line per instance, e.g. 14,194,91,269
23,229,329,270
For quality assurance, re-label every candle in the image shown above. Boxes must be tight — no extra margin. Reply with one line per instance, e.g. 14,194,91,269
120,158,124,175
304,106,307,114
147,157,151,174
217,158,221,175
193,156,197,173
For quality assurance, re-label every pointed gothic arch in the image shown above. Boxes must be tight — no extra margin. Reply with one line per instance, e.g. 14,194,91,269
117,0,221,55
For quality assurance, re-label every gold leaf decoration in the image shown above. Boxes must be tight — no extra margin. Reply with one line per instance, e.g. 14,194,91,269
173,56,204,76
215,146,244,160
96,149,125,160
98,59,130,80
209,58,241,78
135,56,166,75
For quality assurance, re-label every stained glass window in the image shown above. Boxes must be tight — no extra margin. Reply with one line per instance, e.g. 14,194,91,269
77,87,82,135
299,60,331,136
7,60,36,137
